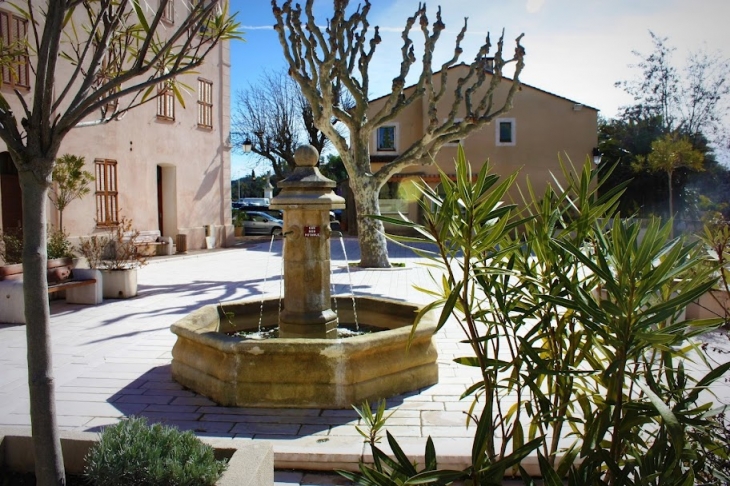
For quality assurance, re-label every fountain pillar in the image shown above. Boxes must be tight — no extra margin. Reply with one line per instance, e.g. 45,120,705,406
269,145,346,339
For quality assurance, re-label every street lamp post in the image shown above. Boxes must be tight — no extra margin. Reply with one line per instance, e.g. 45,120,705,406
233,138,253,203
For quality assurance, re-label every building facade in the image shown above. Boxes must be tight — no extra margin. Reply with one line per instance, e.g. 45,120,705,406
0,2,234,251
368,64,598,223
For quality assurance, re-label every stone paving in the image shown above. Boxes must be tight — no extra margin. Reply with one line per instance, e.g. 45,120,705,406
1,237,728,486
0,238,483,483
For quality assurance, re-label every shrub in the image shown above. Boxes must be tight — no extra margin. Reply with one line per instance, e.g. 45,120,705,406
84,416,228,486
0,227,23,264
344,147,730,485
76,217,148,270
47,228,73,260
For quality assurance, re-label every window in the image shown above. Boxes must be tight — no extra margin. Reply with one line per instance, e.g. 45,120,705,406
95,159,118,226
197,78,213,128
0,10,29,89
160,0,174,23
496,118,516,146
376,125,397,152
157,82,175,120
189,0,220,41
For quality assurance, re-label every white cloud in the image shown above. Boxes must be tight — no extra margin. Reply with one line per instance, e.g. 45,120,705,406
526,0,545,14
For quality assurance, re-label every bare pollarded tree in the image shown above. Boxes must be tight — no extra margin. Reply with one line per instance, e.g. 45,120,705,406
231,69,352,180
232,70,327,179
0,1,239,484
272,0,525,267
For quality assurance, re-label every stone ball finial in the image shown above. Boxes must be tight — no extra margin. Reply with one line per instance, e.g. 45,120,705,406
294,145,319,167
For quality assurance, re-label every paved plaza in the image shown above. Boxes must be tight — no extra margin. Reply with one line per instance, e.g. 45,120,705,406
0,238,483,484
1,237,729,485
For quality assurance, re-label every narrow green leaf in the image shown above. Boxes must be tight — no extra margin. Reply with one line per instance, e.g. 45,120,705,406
537,451,564,486
132,0,151,34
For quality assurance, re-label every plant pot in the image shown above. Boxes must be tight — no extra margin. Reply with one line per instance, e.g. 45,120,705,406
0,263,23,281
234,226,244,237
205,236,216,249
100,268,138,299
47,257,74,284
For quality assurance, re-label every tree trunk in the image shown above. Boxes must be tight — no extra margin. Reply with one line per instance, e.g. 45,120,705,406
19,168,66,485
349,177,390,268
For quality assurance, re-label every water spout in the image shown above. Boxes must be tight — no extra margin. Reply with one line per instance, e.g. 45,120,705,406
338,236,359,331
257,234,278,333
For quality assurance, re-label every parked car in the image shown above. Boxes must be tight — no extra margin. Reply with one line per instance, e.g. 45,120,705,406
238,205,282,219
242,211,283,236
240,197,270,206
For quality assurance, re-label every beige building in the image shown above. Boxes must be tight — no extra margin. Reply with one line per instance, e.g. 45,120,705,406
0,3,234,250
368,64,598,222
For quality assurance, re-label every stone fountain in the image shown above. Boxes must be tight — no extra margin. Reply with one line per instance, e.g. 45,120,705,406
170,145,438,408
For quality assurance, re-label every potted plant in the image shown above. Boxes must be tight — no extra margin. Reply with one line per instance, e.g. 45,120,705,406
233,209,245,237
46,227,75,283
1,227,74,282
77,217,148,298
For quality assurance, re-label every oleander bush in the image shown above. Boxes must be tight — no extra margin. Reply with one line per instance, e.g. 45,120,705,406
84,416,228,486
341,147,730,485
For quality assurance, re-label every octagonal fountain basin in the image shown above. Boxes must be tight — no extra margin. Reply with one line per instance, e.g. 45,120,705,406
170,296,439,409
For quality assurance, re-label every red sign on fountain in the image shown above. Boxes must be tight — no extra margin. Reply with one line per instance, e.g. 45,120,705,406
304,226,320,237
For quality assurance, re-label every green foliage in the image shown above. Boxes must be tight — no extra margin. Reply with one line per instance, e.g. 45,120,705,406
47,228,73,259
644,135,704,172
354,399,394,446
233,171,269,200
49,154,94,231
0,227,22,264
601,31,730,222
320,154,348,184
84,416,228,486
633,134,705,220
338,431,466,486
352,146,730,484
0,227,72,263
232,208,244,227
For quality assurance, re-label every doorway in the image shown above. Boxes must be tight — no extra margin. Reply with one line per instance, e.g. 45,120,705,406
0,152,22,232
156,164,177,237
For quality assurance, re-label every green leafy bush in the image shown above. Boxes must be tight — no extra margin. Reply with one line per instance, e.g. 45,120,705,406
343,146,730,485
84,417,228,486
47,228,73,259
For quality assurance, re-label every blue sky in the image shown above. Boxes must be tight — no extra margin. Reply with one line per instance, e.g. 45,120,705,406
228,0,730,176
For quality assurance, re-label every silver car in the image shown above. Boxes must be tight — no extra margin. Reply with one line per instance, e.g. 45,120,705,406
243,211,283,236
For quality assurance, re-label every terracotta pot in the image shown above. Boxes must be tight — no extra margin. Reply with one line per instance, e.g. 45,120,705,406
0,263,23,281
47,257,74,283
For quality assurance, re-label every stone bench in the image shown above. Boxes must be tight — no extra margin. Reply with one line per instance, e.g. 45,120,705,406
0,269,102,324
133,231,174,257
